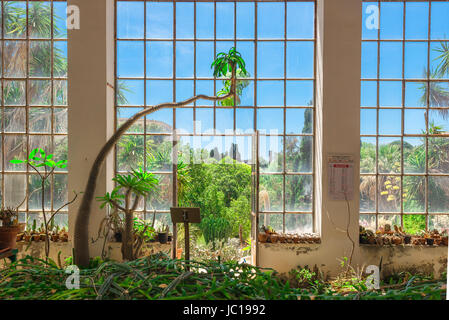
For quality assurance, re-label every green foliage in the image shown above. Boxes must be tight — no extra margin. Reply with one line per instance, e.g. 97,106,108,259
211,47,247,78
201,215,232,246
10,148,67,170
0,255,445,300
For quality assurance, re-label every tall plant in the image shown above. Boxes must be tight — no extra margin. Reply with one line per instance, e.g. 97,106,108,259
97,168,158,261
74,48,248,266
10,148,77,259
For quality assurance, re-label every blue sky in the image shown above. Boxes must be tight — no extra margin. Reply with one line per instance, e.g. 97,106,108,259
362,1,449,138
116,1,315,134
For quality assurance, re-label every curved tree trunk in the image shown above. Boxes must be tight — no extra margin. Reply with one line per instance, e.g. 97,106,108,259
74,78,236,267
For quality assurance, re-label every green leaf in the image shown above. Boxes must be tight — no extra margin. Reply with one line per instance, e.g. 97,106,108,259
10,159,25,164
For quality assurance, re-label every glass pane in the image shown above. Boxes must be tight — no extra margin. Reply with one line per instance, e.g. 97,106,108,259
258,3,284,39
146,135,173,172
403,215,426,235
116,80,144,106
176,2,194,39
287,2,314,39
362,2,379,40
147,80,173,106
237,2,254,39
196,2,214,39
405,82,427,108
285,175,312,211
378,176,401,213
147,2,173,39
54,108,67,134
377,214,401,229
29,107,51,133
361,42,377,79
378,137,401,174
379,109,401,135
196,42,214,78
287,42,314,78
117,107,144,133
361,109,376,135
175,41,192,78
379,81,402,107
360,176,376,212
361,81,377,107
285,136,313,173
175,108,193,134
404,137,425,174
428,215,449,233
54,80,67,106
404,42,427,79
4,41,26,77
287,80,313,106
380,2,403,40
146,174,172,211
285,214,313,234
53,174,68,211
117,1,145,39
53,136,68,173
259,213,283,232
4,135,26,171
428,137,449,174
195,108,213,134
259,135,282,173
147,41,173,78
53,2,67,39
146,108,173,134
257,108,283,134
215,108,233,133
379,42,402,79
216,2,234,39
431,2,449,40
404,109,426,134
4,107,25,133
117,135,144,172
403,176,425,213
4,1,27,39
259,175,283,212
54,41,67,77
28,2,51,39
360,137,376,174
4,174,26,209
429,176,449,213
29,41,51,77
257,42,284,78
29,80,51,106
257,81,283,106
236,108,254,133
117,41,144,78
360,214,376,232
28,174,51,210
286,108,313,134
405,2,429,40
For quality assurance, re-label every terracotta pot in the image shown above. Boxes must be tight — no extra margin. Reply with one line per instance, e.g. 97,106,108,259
368,236,376,245
257,233,269,243
292,236,300,244
443,237,448,246
51,234,59,242
270,234,279,243
176,248,183,259
24,234,32,242
426,238,434,246
39,234,47,241
31,234,41,242
0,225,21,249
16,233,24,242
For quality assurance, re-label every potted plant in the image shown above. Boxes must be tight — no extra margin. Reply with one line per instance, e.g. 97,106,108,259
0,208,24,249
158,224,169,244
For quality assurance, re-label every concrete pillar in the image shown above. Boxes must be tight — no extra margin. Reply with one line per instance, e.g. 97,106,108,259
67,0,115,257
315,0,362,270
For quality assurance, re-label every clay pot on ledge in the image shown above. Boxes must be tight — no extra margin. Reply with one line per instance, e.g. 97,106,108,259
270,234,279,244
442,236,448,246
0,225,22,249
425,238,434,246
258,233,269,243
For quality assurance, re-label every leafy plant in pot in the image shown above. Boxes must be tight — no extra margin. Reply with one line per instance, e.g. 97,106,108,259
10,148,77,259
0,208,24,249
97,167,159,261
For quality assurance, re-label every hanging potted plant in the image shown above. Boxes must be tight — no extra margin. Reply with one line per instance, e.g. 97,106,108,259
0,208,25,249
